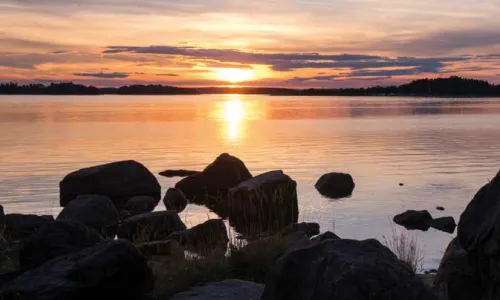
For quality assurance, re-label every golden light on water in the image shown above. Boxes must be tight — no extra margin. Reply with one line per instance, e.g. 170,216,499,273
215,68,255,83
222,95,246,140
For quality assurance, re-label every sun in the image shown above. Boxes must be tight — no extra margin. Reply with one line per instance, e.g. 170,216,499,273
215,68,255,83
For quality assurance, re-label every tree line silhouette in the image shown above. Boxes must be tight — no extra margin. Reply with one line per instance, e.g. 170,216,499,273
2,77,500,96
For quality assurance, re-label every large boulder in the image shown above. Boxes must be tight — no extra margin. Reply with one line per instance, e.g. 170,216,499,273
57,194,119,238
1,240,153,300
166,219,228,253
125,195,157,216
59,160,161,209
170,279,264,300
163,188,188,213
175,153,252,201
227,170,299,235
20,220,103,269
430,217,456,234
315,172,355,199
457,170,500,298
117,211,186,243
4,214,54,241
434,238,482,300
262,239,439,300
393,210,433,231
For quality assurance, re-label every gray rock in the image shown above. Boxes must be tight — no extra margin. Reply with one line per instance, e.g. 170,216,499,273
430,217,456,234
118,211,186,243
457,170,500,299
170,279,264,300
59,160,161,209
137,240,184,257
393,210,433,231
1,239,153,300
125,196,157,216
57,194,119,238
166,219,228,253
228,170,299,235
280,222,320,238
163,188,188,213
262,239,439,300
315,172,355,199
20,220,103,269
175,153,252,201
4,214,54,241
310,231,341,244
434,238,482,300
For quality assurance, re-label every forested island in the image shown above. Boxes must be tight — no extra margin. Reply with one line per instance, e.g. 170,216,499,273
1,76,500,96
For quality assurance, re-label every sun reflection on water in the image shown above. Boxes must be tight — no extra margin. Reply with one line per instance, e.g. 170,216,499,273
222,95,246,141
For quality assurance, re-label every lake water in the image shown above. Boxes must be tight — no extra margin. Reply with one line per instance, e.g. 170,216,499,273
1,94,500,269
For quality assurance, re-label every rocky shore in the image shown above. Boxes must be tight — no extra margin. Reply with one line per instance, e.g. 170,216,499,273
0,153,497,300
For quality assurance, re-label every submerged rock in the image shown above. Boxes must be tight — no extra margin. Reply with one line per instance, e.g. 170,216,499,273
57,194,119,238
280,222,320,238
430,216,456,234
20,220,103,269
175,153,252,201
315,172,355,199
59,160,161,209
118,211,186,243
1,240,153,300
159,169,200,178
4,214,54,241
228,170,299,235
310,231,341,244
436,206,445,211
434,238,482,300
262,238,439,300
393,210,433,231
166,219,228,253
163,188,188,213
170,279,264,300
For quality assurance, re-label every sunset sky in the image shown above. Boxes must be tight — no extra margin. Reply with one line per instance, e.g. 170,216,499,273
1,0,500,88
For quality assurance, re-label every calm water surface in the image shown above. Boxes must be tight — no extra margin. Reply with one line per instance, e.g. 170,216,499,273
1,94,500,269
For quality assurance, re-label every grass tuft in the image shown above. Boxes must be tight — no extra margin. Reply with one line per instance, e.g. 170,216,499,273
383,227,424,273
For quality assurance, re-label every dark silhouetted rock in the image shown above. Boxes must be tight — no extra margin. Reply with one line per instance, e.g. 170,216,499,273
0,204,4,229
281,222,320,238
400,183,405,186
20,221,103,269
436,206,445,211
175,153,252,201
1,240,153,300
393,210,433,231
457,170,500,299
227,170,299,235
166,219,228,253
159,169,200,178
262,238,439,300
163,188,188,213
118,211,186,242
315,172,355,199
125,196,157,216
434,238,482,300
4,214,54,241
170,279,264,300
310,231,341,244
430,217,456,234
57,194,119,238
59,160,161,209
137,240,184,258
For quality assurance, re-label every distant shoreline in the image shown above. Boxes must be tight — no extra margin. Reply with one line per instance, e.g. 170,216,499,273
2,76,500,97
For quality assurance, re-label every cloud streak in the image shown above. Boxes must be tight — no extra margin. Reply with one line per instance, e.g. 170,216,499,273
73,72,129,78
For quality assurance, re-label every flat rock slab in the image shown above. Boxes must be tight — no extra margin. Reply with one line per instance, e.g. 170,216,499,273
170,280,264,300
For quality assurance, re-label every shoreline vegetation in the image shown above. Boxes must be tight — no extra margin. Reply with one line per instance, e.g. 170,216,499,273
2,76,500,97
1,153,498,299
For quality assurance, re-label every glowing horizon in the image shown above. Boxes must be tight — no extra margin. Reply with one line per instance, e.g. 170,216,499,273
1,0,500,88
